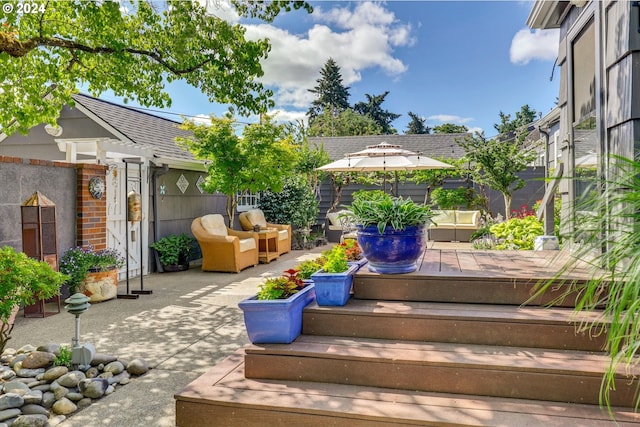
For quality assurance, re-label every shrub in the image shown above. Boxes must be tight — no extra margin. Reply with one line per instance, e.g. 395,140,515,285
431,187,469,209
59,246,125,294
489,216,543,250
258,176,319,229
150,233,196,266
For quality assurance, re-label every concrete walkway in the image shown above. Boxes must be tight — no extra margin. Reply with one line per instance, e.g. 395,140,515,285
11,241,471,427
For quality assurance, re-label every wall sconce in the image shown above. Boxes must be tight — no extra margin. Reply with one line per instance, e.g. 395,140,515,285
44,124,63,137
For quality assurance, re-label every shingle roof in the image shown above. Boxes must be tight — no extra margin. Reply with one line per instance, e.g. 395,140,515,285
308,134,469,161
72,93,196,162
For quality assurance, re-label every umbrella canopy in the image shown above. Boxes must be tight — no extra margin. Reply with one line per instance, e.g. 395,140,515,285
317,142,454,172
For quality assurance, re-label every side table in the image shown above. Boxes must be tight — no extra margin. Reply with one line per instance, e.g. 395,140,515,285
258,229,279,263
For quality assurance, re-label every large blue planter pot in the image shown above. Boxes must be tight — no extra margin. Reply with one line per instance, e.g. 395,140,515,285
238,284,315,344
310,263,358,306
357,224,428,274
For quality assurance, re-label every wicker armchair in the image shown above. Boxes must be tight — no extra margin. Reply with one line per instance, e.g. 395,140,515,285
191,214,258,273
238,209,291,256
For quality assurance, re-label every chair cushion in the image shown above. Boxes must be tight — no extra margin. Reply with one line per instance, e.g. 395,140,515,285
246,209,267,228
456,211,479,226
326,211,341,226
200,214,228,236
431,210,456,225
278,229,288,241
239,238,257,252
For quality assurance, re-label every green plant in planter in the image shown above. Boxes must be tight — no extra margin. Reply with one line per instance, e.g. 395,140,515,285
257,269,306,300
59,246,125,294
321,245,349,273
346,193,434,234
150,234,196,267
0,246,68,352
295,260,322,280
489,216,543,250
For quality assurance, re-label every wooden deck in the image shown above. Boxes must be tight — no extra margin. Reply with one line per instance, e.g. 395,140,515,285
175,249,635,427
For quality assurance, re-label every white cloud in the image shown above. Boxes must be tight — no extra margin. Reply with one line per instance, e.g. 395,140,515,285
243,1,413,110
427,114,474,124
510,28,559,65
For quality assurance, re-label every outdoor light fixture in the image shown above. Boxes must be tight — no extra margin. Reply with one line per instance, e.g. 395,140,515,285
44,124,63,137
64,293,96,366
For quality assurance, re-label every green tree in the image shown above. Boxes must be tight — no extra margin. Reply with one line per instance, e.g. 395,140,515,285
0,0,310,135
353,91,400,134
307,108,382,137
177,115,295,226
432,123,469,134
494,104,538,135
405,112,431,134
409,157,461,204
458,132,537,219
307,58,350,123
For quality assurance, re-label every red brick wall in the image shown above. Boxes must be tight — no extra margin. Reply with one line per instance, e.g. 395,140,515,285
75,164,108,250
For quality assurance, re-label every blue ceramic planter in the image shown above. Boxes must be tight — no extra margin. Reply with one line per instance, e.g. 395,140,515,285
310,264,358,306
347,257,368,271
238,284,315,344
356,224,427,274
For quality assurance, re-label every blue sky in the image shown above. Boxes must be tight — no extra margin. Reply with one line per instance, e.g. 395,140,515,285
102,1,560,138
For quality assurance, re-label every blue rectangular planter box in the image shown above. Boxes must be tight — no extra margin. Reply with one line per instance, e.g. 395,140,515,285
310,263,358,306
347,257,368,271
238,284,315,344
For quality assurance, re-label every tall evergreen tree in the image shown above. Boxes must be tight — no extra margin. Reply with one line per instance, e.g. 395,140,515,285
494,104,538,135
405,112,431,134
433,123,469,134
353,91,401,134
307,58,350,123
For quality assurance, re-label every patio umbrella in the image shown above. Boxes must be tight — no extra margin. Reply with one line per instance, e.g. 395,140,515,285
317,142,454,172
316,141,454,192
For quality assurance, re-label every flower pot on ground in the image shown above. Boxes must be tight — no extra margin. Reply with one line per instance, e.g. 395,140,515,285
0,246,68,352
59,246,125,302
310,245,356,306
150,233,196,272
344,191,434,274
238,270,315,344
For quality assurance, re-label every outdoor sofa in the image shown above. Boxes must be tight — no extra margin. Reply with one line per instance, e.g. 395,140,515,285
428,210,481,242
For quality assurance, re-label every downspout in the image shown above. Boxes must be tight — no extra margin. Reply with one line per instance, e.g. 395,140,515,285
537,127,555,235
151,162,169,272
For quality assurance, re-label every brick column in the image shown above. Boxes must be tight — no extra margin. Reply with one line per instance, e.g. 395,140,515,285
76,164,108,250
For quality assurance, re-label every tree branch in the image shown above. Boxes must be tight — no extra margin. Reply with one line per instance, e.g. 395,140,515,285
0,35,213,75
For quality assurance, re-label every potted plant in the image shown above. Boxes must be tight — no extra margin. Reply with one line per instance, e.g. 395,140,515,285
238,269,315,344
294,259,322,282
0,246,68,352
59,246,125,302
344,191,434,274
150,233,196,272
341,238,367,269
310,245,358,306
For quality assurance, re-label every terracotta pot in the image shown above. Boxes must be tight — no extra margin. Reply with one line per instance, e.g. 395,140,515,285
79,269,119,302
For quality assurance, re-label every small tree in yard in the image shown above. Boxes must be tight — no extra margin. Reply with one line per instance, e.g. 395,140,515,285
178,115,295,227
458,132,537,219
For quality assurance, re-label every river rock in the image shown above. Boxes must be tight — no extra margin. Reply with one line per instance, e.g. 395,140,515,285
0,408,21,422
53,386,69,401
0,369,15,381
23,391,42,405
90,353,117,366
17,345,37,354
3,381,29,395
126,359,149,375
0,393,24,410
43,366,68,382
65,393,83,402
41,392,55,409
12,414,49,427
57,371,86,388
22,352,54,370
51,397,76,415
76,398,91,409
78,379,109,399
16,368,44,378
19,404,48,416
103,361,125,375
36,344,59,354
47,415,66,426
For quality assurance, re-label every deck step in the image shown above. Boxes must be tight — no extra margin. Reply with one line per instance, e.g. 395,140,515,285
175,350,640,427
244,336,639,407
303,300,607,351
353,271,587,307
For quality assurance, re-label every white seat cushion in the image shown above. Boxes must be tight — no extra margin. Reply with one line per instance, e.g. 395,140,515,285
200,214,228,236
326,211,341,227
246,209,268,228
455,211,480,226
239,238,257,252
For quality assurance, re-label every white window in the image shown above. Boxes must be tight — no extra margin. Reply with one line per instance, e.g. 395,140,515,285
236,191,261,212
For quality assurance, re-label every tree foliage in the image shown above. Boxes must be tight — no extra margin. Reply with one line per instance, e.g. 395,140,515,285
307,108,382,137
432,123,469,134
0,0,311,135
405,112,431,134
494,104,538,135
458,132,537,218
353,91,400,135
177,114,295,225
307,58,350,123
